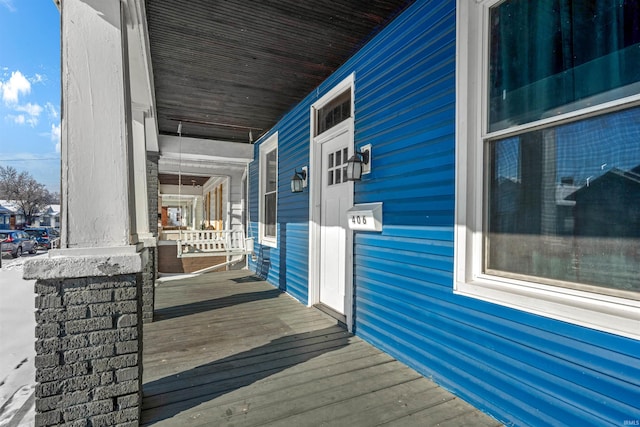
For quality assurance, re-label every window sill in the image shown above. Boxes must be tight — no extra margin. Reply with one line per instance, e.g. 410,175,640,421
259,237,277,248
454,275,640,340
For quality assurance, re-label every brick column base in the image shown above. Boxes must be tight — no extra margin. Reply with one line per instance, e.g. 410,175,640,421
25,253,143,427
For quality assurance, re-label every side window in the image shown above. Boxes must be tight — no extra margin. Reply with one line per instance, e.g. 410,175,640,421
259,133,278,247
455,0,640,339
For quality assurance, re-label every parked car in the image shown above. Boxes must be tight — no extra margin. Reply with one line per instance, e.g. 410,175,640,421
0,229,38,258
24,227,60,251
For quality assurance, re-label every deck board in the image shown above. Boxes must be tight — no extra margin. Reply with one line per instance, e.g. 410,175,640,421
142,270,501,426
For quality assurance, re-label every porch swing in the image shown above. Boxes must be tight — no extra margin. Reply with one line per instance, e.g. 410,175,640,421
173,122,254,272
176,229,253,259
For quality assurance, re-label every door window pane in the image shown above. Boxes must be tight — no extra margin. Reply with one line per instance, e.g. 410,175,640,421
326,148,349,187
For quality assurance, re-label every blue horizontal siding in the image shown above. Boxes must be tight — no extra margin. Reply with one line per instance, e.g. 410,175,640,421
249,104,309,304
355,275,639,421
248,0,640,425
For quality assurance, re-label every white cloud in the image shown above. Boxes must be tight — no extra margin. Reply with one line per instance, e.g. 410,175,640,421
31,73,44,84
1,71,55,127
45,102,59,119
16,102,43,117
51,123,61,153
9,114,25,125
1,71,30,104
12,102,43,126
0,0,15,12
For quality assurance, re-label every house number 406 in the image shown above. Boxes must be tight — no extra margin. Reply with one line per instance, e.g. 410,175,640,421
352,215,367,224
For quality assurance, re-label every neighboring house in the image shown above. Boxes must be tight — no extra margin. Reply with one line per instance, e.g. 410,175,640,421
0,203,12,229
0,202,60,229
566,167,640,238
0,200,26,229
31,204,61,228
26,1,639,426
562,167,640,291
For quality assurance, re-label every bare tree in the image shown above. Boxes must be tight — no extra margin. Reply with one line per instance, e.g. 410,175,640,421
48,191,61,204
0,166,53,225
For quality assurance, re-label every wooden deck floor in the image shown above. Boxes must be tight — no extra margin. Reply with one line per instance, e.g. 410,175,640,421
142,270,501,427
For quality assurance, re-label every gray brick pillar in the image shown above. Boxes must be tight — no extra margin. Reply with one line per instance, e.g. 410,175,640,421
144,152,159,323
141,247,155,324
25,253,143,427
147,153,159,238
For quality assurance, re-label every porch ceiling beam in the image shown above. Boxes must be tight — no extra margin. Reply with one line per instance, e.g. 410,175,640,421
158,134,254,164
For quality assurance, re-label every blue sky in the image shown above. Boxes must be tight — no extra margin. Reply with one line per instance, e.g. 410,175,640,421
0,0,60,192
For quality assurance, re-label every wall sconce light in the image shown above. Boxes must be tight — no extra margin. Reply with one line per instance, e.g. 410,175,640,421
290,166,308,193
346,144,372,181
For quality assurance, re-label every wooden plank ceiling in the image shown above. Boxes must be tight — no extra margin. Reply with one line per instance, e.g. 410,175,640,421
145,0,416,143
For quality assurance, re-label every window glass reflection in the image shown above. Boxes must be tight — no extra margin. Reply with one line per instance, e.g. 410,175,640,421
486,107,640,294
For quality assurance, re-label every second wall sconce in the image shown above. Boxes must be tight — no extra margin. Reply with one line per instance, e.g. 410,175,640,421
291,166,308,193
346,144,372,181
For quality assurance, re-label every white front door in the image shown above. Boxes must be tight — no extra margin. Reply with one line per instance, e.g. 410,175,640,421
319,128,352,314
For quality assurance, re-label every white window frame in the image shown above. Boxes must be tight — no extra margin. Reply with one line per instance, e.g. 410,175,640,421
454,0,640,340
259,132,278,247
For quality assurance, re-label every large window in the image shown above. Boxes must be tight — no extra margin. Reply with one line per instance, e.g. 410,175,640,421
456,0,640,339
259,133,278,247
488,1,640,132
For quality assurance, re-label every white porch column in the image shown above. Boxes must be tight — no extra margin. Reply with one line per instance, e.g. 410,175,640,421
192,196,198,229
60,0,133,249
131,108,154,245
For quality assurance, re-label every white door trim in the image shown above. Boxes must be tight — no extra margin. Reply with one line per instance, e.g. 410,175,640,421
308,73,356,331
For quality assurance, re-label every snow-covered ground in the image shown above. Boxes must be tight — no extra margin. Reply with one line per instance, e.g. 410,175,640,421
0,252,41,426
